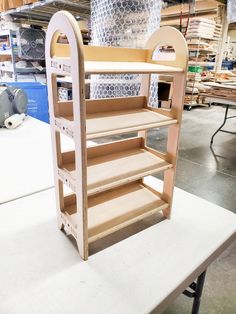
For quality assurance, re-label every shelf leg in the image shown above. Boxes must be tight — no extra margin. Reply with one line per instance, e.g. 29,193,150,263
56,180,65,230
162,73,186,218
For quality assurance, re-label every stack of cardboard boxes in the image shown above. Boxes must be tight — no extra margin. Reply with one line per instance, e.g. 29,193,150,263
0,0,37,12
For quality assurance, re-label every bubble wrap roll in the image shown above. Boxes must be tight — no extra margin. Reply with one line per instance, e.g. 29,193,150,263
227,0,236,23
90,0,162,107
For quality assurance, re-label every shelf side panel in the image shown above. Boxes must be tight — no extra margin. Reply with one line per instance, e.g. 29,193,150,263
46,10,88,260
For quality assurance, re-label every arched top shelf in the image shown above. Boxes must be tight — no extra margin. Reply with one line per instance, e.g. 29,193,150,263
46,11,188,76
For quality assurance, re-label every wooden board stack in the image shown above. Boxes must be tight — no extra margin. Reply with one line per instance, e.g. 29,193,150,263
186,17,222,64
0,0,37,12
45,11,188,260
212,70,236,83
201,82,236,100
184,17,222,108
186,17,221,41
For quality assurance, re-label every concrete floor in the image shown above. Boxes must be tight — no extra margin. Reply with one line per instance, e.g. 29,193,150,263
151,105,236,314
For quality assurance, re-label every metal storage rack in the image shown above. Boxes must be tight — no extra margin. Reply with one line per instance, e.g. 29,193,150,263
0,0,90,26
0,29,46,81
46,11,188,260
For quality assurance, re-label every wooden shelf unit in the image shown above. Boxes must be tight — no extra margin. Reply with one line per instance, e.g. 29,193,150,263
46,11,188,260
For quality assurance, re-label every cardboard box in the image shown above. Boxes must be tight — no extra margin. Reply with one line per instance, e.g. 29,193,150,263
23,0,37,4
0,0,9,12
8,0,23,9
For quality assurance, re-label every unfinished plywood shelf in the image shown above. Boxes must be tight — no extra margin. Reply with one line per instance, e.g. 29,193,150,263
55,96,177,139
62,181,168,243
58,137,172,195
46,11,188,260
51,58,184,75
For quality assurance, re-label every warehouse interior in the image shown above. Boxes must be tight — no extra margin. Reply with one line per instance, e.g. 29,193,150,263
0,1,235,314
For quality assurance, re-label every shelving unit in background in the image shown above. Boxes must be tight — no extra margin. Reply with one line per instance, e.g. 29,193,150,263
184,18,222,110
0,29,46,82
46,11,188,260
0,29,17,80
0,0,90,25
0,1,90,82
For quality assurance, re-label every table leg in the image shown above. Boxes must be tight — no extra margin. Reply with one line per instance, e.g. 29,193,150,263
191,270,207,314
182,270,207,314
210,105,229,146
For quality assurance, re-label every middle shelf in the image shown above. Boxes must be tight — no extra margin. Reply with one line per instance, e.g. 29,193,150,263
59,136,172,195
55,96,177,139
63,180,168,243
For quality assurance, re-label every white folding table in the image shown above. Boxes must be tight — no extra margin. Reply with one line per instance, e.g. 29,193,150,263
0,176,235,314
1,117,235,313
0,117,94,204
0,117,54,204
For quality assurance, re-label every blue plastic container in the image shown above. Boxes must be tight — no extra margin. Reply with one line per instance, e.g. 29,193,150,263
2,82,49,123
222,61,235,70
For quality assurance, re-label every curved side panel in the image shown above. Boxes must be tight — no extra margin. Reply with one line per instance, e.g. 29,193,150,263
45,11,88,260
145,26,188,71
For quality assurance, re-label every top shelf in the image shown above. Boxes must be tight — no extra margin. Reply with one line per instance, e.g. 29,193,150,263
84,61,183,74
52,58,184,75
52,40,187,75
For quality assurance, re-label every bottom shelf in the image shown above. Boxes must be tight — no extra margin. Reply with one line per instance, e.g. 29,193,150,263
63,181,168,243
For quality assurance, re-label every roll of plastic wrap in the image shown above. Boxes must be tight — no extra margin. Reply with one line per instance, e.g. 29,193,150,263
4,113,26,129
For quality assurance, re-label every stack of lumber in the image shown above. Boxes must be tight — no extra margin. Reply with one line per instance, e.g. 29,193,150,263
201,83,236,100
186,18,221,63
185,70,214,106
184,71,200,105
184,94,198,106
211,70,236,83
0,0,36,12
186,17,221,40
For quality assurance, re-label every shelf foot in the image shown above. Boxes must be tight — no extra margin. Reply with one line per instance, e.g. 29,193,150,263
163,207,171,219
76,239,88,261
58,219,64,231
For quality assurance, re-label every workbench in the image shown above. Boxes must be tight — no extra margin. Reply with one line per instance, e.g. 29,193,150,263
0,118,235,314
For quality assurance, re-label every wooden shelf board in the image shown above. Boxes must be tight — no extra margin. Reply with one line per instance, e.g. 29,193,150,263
64,181,167,243
55,110,176,140
52,58,183,74
61,137,172,195
84,61,183,74
86,109,176,139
